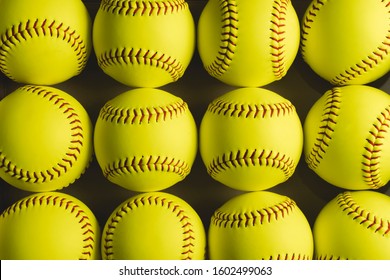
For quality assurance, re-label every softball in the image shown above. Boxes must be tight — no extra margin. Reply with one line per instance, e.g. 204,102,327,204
93,0,195,88
101,192,206,260
314,190,390,260
0,192,100,260
301,0,390,85
199,87,303,191
304,85,390,190
208,191,313,260
197,0,300,87
94,88,197,192
0,0,91,85
0,85,93,192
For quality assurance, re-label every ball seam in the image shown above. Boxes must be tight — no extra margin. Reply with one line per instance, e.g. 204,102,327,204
207,148,295,180
100,0,188,16
204,0,238,77
0,85,86,185
362,106,390,188
316,255,346,260
1,194,97,260
102,194,197,260
301,0,390,85
270,0,290,80
207,98,295,118
103,155,191,179
97,47,184,82
305,87,341,170
98,97,188,124
0,19,88,80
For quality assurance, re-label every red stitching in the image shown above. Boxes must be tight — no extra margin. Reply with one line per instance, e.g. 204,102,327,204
100,0,188,16
305,88,341,170
97,47,184,82
337,192,390,236
362,106,390,188
212,197,296,228
269,253,310,260
300,0,326,58
270,0,290,79
99,98,187,124
207,149,296,180
103,156,190,179
204,0,238,77
207,98,295,118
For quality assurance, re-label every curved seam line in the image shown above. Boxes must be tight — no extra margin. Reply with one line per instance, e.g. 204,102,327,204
97,47,184,82
362,106,390,188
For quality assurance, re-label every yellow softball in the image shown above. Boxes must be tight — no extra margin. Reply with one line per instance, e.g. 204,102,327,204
199,87,303,191
101,192,206,260
314,191,390,260
0,192,100,260
197,0,300,87
92,0,195,87
0,85,93,192
94,88,197,192
301,0,390,85
208,191,313,260
0,0,91,85
304,85,390,190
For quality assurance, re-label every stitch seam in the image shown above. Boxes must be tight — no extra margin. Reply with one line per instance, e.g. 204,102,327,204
207,149,295,179
316,255,346,260
100,0,188,16
204,0,238,77
362,106,390,188
305,88,341,170
102,194,196,260
99,98,188,124
97,47,184,82
103,156,191,179
270,0,289,79
300,0,326,59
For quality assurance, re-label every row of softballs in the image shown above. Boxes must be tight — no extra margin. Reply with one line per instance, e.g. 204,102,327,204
0,0,302,88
